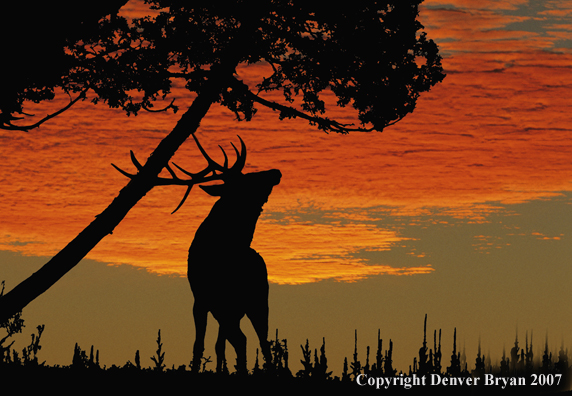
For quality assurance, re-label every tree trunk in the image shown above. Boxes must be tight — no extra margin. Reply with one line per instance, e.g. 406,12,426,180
0,60,239,324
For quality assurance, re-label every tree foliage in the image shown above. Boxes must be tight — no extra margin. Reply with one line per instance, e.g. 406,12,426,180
0,0,128,130
5,0,444,133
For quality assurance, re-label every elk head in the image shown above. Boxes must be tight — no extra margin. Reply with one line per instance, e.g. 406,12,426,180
112,133,279,213
200,168,281,213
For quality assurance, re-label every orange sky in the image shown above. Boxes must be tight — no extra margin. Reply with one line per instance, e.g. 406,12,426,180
2,1,572,284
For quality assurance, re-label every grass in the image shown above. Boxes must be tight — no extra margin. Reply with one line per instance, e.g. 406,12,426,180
1,305,571,394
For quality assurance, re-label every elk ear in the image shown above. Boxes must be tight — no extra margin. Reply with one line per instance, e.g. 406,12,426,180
200,184,226,197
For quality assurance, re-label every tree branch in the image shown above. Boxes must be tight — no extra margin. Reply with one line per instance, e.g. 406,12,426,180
160,72,400,133
142,98,178,113
0,90,88,132
229,78,375,134
169,71,380,133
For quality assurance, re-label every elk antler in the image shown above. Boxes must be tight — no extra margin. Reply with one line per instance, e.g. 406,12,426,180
112,134,247,214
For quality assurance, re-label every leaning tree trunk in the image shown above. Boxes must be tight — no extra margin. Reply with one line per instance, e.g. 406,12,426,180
0,59,240,324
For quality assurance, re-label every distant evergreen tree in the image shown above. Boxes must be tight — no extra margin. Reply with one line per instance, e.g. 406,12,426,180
364,346,371,375
314,338,332,380
541,335,552,374
500,346,510,376
373,330,384,376
384,339,397,376
472,337,485,378
297,339,312,378
433,329,442,374
350,330,362,380
417,314,430,375
556,343,569,374
342,357,350,382
447,328,461,377
525,331,534,373
510,331,520,374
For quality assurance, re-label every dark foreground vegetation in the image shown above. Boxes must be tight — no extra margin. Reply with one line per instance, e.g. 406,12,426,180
1,299,570,395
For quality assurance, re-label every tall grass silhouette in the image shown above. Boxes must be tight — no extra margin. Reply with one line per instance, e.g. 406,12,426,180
1,306,570,394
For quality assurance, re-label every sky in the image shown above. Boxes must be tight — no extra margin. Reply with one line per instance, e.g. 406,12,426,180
1,0,572,375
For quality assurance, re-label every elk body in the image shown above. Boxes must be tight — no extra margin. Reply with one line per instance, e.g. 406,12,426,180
114,133,280,373
189,168,280,373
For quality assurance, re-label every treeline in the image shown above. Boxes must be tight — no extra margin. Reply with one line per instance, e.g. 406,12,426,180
1,308,571,394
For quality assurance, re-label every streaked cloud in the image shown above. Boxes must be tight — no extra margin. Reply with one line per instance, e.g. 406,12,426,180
424,0,527,10
1,0,572,284
421,0,572,52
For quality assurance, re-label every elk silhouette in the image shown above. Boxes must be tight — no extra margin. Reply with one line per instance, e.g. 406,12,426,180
189,169,280,373
114,133,280,373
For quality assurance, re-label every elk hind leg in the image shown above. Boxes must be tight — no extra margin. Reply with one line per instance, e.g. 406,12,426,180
219,319,247,373
247,304,272,369
245,249,272,367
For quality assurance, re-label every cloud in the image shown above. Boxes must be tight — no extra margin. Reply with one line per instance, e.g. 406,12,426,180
420,1,572,53
3,1,572,284
255,219,433,284
423,0,527,10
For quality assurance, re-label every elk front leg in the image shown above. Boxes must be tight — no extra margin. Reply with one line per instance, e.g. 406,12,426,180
215,326,227,373
191,302,208,373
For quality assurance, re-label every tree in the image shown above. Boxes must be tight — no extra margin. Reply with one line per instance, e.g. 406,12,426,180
0,0,445,323
0,0,128,131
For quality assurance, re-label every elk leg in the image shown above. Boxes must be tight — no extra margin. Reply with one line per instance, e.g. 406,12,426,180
244,249,272,367
247,305,271,369
191,301,208,373
221,320,247,373
215,326,227,373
